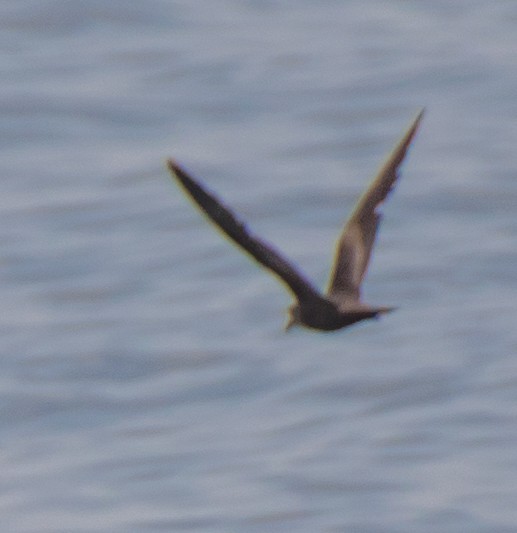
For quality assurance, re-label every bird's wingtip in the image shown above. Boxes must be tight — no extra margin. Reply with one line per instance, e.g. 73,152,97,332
411,108,425,128
412,108,426,128
166,158,179,173
400,108,425,143
166,158,191,184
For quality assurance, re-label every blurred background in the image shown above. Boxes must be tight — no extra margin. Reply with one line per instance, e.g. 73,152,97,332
1,1,517,531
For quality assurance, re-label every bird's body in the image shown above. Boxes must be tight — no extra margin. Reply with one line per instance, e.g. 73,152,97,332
288,299,387,331
167,110,423,332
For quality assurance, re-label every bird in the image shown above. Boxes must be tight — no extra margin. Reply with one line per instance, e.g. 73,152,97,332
167,110,423,332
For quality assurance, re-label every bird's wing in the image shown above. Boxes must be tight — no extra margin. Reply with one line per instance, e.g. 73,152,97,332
326,110,424,305
167,159,322,304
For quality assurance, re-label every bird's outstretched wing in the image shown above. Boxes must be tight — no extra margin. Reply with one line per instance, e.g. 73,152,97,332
326,110,424,305
167,159,322,304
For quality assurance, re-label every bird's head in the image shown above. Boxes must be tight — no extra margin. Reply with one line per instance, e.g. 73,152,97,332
285,303,301,331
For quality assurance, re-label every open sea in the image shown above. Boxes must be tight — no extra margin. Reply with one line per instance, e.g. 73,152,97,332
2,1,517,531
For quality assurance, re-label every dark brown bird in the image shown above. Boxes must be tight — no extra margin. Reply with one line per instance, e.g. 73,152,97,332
167,110,423,331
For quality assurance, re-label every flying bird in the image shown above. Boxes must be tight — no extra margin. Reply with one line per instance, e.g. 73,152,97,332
167,110,423,331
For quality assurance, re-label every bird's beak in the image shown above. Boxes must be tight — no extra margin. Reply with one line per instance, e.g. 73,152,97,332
284,316,296,332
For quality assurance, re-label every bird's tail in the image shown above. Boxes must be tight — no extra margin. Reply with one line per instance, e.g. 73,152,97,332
375,306,397,315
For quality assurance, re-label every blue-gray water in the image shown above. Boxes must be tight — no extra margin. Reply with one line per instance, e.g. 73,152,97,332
2,2,517,532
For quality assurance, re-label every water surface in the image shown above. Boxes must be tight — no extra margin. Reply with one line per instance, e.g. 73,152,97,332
2,2,517,531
